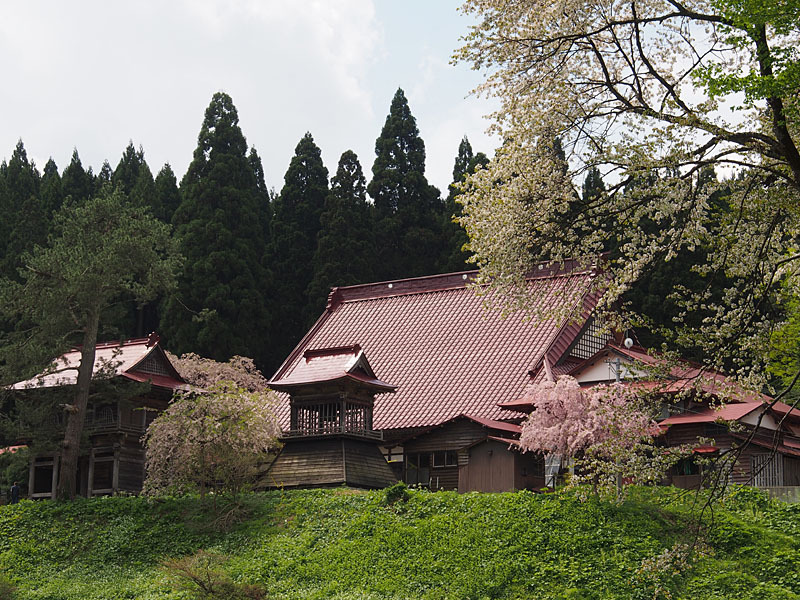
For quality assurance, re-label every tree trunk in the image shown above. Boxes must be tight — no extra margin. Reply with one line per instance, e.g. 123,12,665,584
56,310,100,500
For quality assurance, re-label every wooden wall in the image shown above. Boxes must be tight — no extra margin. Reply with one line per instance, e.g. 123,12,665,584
264,437,395,489
404,420,488,453
460,439,515,492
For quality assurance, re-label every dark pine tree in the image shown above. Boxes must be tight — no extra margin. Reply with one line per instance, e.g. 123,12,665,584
96,160,113,191
248,146,273,236
270,132,329,365
153,164,181,224
367,88,444,280
305,150,375,324
161,92,271,367
113,143,159,217
443,136,489,272
1,141,45,277
112,143,145,196
40,158,64,216
61,149,94,203
581,166,606,203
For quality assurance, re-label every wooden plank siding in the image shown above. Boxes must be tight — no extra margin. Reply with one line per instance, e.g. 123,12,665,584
404,420,489,453
342,439,398,489
403,419,491,490
461,440,515,492
402,418,531,492
264,438,395,489
662,422,800,487
459,439,545,493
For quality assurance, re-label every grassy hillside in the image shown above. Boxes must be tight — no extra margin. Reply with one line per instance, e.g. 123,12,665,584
1,486,799,599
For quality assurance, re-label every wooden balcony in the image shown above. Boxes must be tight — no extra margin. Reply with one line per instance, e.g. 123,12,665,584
282,427,383,441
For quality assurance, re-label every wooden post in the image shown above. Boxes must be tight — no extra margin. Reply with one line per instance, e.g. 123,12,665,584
51,455,59,500
112,449,120,493
28,456,35,499
87,448,95,497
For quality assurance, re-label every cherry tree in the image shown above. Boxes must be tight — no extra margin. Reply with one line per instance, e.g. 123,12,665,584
455,0,800,383
143,382,280,499
519,376,683,493
143,354,280,499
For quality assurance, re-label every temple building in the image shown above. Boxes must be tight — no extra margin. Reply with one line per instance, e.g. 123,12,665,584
8,334,187,498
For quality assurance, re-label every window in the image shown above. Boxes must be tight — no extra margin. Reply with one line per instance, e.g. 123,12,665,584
432,450,458,468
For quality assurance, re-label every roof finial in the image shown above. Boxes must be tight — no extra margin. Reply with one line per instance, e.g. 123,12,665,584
146,332,160,347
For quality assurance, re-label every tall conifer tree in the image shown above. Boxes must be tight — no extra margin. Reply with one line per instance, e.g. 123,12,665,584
154,164,181,225
1,142,45,276
61,150,94,203
270,133,328,365
113,143,160,217
305,150,374,323
581,167,606,203
96,160,113,190
248,147,273,238
367,88,444,279
443,136,488,272
41,158,64,216
161,92,271,366
112,143,145,196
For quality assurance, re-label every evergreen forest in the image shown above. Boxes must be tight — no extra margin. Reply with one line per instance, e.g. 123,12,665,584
0,88,489,376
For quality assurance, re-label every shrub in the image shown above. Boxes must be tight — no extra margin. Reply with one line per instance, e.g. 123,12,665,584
383,482,409,506
0,574,16,600
161,550,266,599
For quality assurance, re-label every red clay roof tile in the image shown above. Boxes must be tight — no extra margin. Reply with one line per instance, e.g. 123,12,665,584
272,267,598,433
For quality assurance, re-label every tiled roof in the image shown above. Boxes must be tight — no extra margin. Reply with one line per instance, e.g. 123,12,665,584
462,414,522,434
657,403,761,427
505,342,771,414
272,265,599,432
269,345,396,393
10,335,188,392
731,433,800,458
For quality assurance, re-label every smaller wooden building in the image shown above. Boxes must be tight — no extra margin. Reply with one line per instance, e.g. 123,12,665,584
399,414,544,492
510,341,800,490
10,334,188,498
265,346,397,489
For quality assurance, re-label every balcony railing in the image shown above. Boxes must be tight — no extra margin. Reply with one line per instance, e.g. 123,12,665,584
282,427,383,441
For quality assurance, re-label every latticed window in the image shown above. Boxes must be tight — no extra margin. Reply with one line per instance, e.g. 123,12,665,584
95,405,115,426
569,319,612,360
135,353,171,376
752,454,784,487
290,399,375,436
344,403,369,433
294,402,340,435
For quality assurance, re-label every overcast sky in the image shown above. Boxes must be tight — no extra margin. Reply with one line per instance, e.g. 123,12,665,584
0,1,497,195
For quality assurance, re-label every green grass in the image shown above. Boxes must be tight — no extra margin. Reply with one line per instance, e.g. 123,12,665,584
1,486,799,599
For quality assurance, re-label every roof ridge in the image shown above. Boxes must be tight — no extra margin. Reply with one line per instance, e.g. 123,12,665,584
74,332,162,351
331,260,597,304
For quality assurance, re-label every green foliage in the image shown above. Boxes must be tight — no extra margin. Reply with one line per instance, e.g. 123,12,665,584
0,141,45,279
162,550,266,599
270,132,329,364
581,167,605,204
154,163,182,225
444,136,488,272
60,149,94,204
383,482,410,506
1,487,799,599
368,88,445,280
305,149,374,324
162,92,272,369
0,447,28,497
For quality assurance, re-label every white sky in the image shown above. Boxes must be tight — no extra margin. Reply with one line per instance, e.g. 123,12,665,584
0,1,497,195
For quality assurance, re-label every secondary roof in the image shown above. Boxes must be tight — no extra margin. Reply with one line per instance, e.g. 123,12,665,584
10,333,188,392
